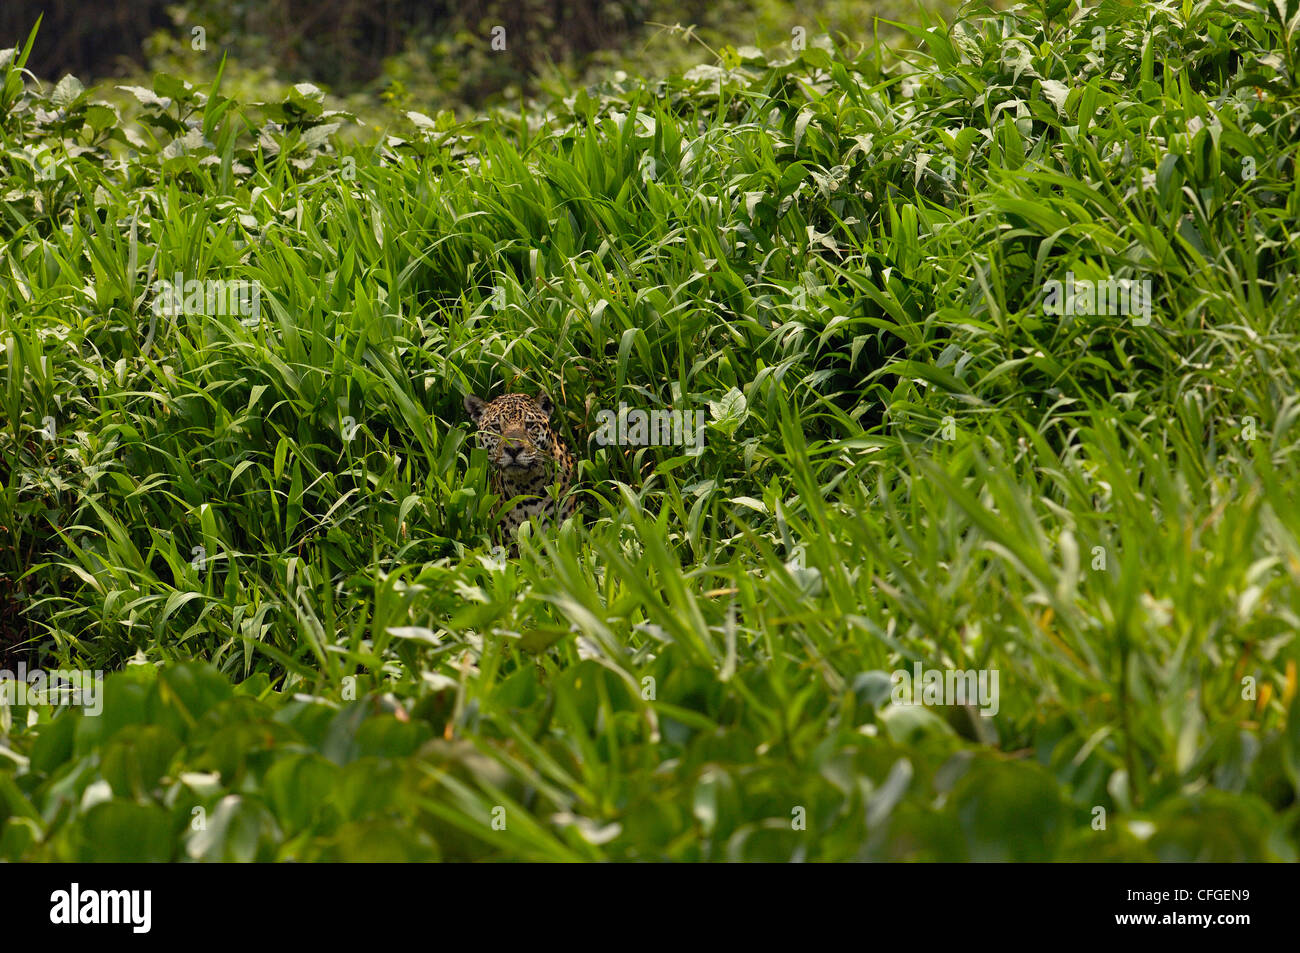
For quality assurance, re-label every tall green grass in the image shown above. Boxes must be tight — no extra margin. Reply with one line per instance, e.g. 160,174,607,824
1,0,1299,860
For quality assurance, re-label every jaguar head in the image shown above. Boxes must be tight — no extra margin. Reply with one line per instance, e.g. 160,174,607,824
464,391,557,475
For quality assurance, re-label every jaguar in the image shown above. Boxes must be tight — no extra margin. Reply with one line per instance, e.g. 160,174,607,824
463,391,579,548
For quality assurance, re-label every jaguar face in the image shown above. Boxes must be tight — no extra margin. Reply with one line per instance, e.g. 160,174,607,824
463,392,557,475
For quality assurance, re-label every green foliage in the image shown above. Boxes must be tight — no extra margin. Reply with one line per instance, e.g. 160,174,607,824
2,0,1300,860
130,1,964,115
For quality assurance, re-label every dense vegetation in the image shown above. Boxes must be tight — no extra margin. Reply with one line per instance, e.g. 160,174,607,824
2,0,954,114
2,0,1300,860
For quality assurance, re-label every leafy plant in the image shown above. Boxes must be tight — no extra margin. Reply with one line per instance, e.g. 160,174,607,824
2,0,1299,860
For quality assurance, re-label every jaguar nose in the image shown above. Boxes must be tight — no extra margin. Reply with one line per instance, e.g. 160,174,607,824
499,433,529,463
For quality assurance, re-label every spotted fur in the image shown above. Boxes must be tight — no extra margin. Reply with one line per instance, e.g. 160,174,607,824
464,391,578,547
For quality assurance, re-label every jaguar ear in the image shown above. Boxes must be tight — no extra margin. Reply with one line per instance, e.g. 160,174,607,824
535,391,554,419
464,394,488,423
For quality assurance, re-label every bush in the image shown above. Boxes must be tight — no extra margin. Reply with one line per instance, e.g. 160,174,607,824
1,0,1299,860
